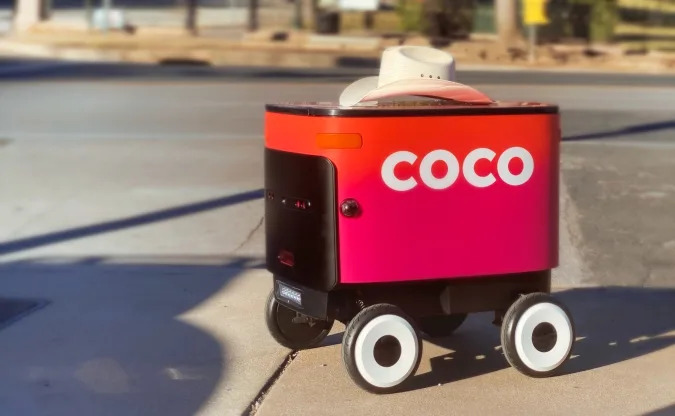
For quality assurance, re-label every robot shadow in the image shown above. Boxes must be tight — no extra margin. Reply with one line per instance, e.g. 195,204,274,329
399,286,675,392
329,286,675,393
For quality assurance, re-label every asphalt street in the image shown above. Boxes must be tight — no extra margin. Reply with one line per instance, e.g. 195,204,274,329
2,72,674,286
0,64,673,415
3,57,675,86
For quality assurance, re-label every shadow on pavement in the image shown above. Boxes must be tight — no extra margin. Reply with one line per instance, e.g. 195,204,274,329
398,286,675,392
0,297,49,330
0,255,264,415
563,119,675,141
643,403,675,415
559,287,675,374
0,189,264,256
0,58,376,82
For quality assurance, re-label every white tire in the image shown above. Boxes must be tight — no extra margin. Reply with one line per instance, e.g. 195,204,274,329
342,304,422,393
501,293,575,377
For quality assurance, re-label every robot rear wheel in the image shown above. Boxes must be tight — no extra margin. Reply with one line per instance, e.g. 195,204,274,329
500,292,575,377
265,290,334,350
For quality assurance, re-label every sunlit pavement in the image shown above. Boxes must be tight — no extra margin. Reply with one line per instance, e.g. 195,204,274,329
258,295,675,416
0,10,11,36
0,73,674,415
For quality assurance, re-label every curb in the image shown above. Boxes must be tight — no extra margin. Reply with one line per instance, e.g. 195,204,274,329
0,38,383,68
1,36,674,74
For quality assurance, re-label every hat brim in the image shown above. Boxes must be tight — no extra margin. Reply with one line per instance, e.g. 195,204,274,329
339,77,493,107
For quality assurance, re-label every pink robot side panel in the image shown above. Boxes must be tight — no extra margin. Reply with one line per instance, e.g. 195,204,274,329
327,113,560,284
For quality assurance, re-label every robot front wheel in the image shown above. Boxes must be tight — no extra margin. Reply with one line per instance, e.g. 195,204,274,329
342,304,423,394
501,293,576,377
265,290,334,350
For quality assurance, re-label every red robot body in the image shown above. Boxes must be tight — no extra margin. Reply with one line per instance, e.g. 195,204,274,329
265,103,560,285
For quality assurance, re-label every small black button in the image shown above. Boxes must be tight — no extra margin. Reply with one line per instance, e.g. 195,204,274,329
340,199,360,218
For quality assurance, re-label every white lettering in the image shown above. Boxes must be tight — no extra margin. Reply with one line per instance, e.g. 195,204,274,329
497,147,534,186
419,150,460,190
381,151,418,191
381,147,534,191
463,148,496,188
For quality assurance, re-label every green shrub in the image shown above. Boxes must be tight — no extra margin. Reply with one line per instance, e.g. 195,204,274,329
421,0,474,38
396,0,474,36
396,0,425,32
568,0,617,42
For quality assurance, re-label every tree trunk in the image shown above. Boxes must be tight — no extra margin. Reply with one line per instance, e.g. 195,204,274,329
301,0,318,31
364,11,374,30
186,0,198,35
39,0,52,20
293,0,303,29
495,0,520,46
248,0,259,32
13,0,42,33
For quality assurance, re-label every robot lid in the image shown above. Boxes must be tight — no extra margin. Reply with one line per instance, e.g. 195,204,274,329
338,46,493,107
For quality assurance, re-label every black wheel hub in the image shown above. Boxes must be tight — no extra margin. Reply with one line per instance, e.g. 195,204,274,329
373,335,402,367
532,322,557,352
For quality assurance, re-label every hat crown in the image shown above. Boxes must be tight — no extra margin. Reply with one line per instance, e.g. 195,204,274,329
377,46,456,87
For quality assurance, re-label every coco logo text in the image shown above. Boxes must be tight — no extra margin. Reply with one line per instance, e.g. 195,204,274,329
381,147,534,191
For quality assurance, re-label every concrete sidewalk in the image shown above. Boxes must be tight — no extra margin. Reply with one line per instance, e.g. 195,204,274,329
257,288,675,416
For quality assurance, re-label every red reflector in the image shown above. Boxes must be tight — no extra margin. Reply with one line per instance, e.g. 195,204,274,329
316,133,362,149
278,250,294,267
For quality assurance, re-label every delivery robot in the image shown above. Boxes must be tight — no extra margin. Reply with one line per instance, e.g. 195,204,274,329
263,46,574,394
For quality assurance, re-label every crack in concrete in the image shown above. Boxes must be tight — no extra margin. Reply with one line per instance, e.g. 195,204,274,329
234,215,264,253
640,265,653,288
243,350,298,416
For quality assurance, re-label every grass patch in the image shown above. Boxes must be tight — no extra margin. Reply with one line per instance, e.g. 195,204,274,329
339,11,402,33
618,0,675,14
616,23,675,37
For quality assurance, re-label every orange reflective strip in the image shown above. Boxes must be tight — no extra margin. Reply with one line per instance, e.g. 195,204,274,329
316,133,363,149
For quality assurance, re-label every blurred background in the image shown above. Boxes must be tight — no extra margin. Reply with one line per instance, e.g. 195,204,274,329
0,1,674,416
2,0,675,66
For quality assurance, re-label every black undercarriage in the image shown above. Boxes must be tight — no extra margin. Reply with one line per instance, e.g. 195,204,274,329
274,270,551,325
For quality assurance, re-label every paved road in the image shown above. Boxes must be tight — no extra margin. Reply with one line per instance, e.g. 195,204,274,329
2,76,674,285
3,58,675,86
0,67,674,415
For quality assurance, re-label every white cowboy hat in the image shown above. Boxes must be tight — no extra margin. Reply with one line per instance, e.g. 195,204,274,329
339,46,493,107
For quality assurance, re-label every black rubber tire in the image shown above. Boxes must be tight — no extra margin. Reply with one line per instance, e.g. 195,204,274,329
342,303,422,394
265,290,333,350
500,292,575,378
419,313,467,338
